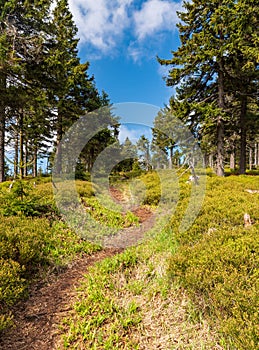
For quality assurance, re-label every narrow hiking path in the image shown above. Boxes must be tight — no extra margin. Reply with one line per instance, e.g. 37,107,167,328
0,249,122,350
0,185,224,350
0,187,155,350
103,186,156,248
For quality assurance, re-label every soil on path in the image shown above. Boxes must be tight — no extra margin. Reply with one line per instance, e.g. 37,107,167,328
0,249,122,350
0,187,154,350
102,187,156,248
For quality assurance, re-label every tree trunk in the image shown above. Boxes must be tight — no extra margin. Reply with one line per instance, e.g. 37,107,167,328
230,152,235,170
33,147,37,177
216,64,225,177
88,147,94,172
145,149,150,171
24,139,28,177
209,154,214,169
14,130,19,179
254,143,257,167
168,146,173,169
249,147,252,171
19,112,24,179
239,97,247,174
0,74,6,182
55,110,63,174
203,153,208,168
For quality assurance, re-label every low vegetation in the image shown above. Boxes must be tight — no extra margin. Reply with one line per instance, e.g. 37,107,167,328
0,173,258,349
58,172,258,349
81,197,139,229
169,175,259,349
0,178,100,331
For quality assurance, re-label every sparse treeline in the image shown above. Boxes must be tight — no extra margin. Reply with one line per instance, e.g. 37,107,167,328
0,0,115,182
157,0,259,175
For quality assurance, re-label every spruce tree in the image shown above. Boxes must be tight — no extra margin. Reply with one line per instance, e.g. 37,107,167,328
158,0,259,176
137,135,151,171
0,0,51,181
47,0,103,174
118,137,138,172
0,0,116,179
224,0,259,173
152,106,177,169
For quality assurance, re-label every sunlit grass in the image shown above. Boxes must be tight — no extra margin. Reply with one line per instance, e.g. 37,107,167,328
1,174,258,348
58,173,259,349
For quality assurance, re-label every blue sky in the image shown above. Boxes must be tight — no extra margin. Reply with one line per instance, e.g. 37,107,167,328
68,0,183,109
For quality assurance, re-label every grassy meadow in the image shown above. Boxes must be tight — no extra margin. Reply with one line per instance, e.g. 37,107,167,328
0,173,258,349
0,178,101,331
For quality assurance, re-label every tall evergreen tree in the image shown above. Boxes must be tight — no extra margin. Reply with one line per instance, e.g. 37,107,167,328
0,0,51,180
114,137,138,172
47,0,103,174
224,0,259,173
0,0,118,180
137,135,151,171
152,106,177,169
158,0,259,176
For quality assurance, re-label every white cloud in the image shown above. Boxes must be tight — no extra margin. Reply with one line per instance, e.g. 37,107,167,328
119,125,140,143
68,0,133,51
133,0,182,41
127,42,145,63
119,124,152,143
68,0,183,57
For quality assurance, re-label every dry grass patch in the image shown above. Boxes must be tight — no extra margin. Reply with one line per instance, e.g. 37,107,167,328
109,253,224,350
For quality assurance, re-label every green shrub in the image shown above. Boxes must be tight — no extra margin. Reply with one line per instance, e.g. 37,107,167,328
0,258,26,306
0,214,99,332
82,197,139,228
0,180,57,217
75,180,95,197
0,217,51,270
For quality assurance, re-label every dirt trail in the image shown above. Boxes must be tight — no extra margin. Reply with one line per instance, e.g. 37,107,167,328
102,187,155,248
0,187,154,350
0,249,122,350
102,208,155,248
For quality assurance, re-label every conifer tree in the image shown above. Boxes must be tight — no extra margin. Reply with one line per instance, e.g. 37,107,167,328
152,106,177,169
116,137,138,172
159,0,259,176
137,135,151,171
47,0,102,174
224,0,259,173
0,0,116,180
0,0,51,181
